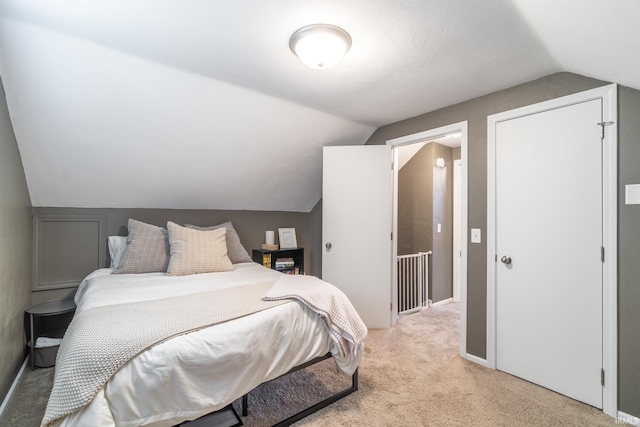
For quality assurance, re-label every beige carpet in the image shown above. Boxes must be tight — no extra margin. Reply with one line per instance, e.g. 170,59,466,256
1,303,617,426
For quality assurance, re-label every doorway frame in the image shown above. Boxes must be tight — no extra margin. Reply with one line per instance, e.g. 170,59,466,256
486,84,618,416
387,121,469,359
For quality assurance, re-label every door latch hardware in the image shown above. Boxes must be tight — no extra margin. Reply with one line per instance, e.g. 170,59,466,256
597,121,615,139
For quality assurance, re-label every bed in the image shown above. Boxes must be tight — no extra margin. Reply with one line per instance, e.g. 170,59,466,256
41,220,366,427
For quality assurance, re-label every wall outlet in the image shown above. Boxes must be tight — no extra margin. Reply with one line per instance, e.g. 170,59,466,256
471,228,481,243
626,184,640,205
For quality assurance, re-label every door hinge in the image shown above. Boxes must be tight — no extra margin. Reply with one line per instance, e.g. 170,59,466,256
390,302,393,311
391,161,394,170
391,232,393,241
495,254,497,262
601,368,605,386
597,121,615,140
601,246,605,263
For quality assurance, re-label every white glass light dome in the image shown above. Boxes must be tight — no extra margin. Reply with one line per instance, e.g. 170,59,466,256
289,24,352,70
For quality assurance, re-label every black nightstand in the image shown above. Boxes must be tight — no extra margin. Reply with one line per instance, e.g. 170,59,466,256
252,248,304,275
25,299,76,369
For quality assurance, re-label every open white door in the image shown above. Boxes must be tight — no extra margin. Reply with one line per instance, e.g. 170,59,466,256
323,145,393,329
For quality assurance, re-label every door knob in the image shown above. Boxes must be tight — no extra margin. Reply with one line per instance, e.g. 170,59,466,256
501,256,512,265
325,242,332,250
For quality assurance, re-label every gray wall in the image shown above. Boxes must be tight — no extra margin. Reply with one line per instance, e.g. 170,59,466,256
618,86,640,417
309,199,323,278
431,144,453,303
367,72,640,416
0,78,32,403
398,144,433,256
31,208,318,303
452,147,461,161
397,143,454,303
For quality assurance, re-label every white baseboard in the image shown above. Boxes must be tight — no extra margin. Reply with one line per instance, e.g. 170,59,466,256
432,297,453,307
0,356,29,418
464,353,489,368
617,411,640,426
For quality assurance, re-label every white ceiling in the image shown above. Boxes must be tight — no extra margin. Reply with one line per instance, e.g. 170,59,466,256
397,135,461,170
0,0,637,211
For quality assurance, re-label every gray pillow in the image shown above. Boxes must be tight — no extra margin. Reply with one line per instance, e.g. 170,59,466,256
185,222,252,264
167,221,233,276
113,219,170,274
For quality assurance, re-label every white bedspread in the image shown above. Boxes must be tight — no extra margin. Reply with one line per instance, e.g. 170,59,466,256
55,263,363,427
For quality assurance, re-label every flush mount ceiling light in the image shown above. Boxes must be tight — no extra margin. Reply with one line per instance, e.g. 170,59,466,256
289,24,352,70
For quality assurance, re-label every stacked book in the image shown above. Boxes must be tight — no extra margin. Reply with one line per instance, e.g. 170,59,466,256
262,253,272,268
275,257,295,269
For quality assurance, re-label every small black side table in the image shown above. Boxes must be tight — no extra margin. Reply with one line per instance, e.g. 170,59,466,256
252,248,304,275
25,299,76,369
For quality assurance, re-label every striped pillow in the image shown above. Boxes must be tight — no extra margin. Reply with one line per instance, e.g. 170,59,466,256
167,221,234,276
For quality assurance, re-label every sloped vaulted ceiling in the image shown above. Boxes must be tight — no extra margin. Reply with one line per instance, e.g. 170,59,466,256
0,0,638,212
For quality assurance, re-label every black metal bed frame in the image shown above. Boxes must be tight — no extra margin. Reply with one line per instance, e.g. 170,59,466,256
241,352,359,427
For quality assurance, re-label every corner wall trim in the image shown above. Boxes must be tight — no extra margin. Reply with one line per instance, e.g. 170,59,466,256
464,353,488,368
0,356,29,418
432,297,453,307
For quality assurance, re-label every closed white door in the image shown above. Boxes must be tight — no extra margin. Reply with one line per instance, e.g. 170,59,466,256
495,99,603,408
323,145,392,329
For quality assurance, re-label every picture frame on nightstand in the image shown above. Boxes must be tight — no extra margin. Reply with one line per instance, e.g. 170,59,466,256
278,228,297,249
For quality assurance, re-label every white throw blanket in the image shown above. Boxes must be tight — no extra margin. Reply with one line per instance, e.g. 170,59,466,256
42,281,288,427
263,274,368,358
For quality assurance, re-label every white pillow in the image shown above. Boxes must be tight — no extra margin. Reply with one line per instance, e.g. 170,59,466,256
108,236,128,268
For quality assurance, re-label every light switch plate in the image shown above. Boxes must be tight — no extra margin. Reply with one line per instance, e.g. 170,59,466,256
471,228,481,243
626,184,640,205
437,223,441,233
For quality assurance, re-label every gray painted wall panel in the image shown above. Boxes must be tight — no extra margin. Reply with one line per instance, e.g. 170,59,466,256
398,144,433,257
617,86,640,417
33,215,106,291
431,144,453,303
32,207,316,289
366,72,639,416
31,287,77,306
0,78,32,403
452,146,461,160
309,199,323,278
